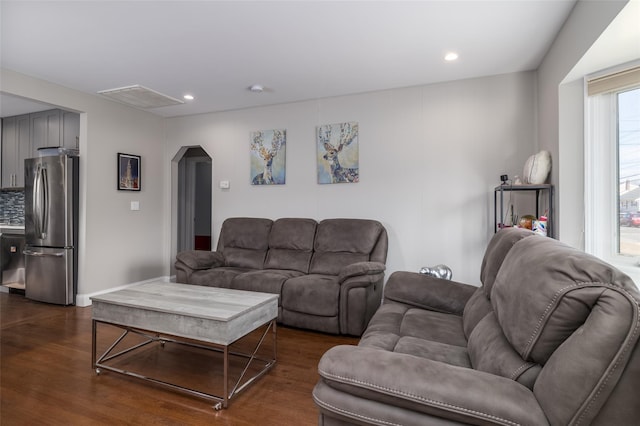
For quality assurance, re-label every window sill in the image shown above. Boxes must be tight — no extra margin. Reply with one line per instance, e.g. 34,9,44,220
608,260,640,289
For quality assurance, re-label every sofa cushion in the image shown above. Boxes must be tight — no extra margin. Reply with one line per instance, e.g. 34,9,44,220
218,217,272,269
394,337,471,368
189,267,252,288
385,271,476,315
458,229,534,339
461,288,493,339
175,250,224,270
223,247,267,270
282,274,340,317
467,312,540,390
310,252,369,275
361,302,468,350
399,308,468,347
492,235,638,364
337,261,385,284
479,227,534,298
264,218,317,273
310,219,385,275
316,346,550,426
358,303,406,350
533,287,640,426
230,269,303,304
281,309,340,334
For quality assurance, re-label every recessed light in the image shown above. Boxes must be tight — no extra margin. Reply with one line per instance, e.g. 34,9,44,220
444,52,459,62
183,94,194,100
249,84,264,93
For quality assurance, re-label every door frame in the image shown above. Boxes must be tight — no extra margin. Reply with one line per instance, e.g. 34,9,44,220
171,146,213,278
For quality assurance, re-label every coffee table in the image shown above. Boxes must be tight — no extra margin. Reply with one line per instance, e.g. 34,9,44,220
91,281,278,409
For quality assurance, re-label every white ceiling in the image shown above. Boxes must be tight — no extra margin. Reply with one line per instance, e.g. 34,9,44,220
0,1,579,118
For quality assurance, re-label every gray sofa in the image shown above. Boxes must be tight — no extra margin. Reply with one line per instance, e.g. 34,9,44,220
313,228,640,425
175,217,388,336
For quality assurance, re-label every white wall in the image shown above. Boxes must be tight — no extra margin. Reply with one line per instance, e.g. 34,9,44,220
165,71,537,285
1,69,168,304
536,0,629,247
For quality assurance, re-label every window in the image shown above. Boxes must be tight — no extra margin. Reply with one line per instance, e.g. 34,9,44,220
585,65,640,280
618,88,640,256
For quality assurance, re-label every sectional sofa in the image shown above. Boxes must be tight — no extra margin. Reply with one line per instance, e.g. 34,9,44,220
314,228,640,425
175,217,388,336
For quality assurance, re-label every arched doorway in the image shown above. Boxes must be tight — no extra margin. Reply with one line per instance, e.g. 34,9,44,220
172,147,212,264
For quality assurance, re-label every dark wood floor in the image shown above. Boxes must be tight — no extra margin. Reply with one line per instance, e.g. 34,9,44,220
0,292,358,425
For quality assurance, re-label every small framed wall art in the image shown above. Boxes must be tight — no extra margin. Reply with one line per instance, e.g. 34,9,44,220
117,153,141,191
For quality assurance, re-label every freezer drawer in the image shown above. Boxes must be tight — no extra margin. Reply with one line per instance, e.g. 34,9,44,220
24,247,74,305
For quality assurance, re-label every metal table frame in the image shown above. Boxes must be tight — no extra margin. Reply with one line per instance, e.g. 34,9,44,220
92,318,277,410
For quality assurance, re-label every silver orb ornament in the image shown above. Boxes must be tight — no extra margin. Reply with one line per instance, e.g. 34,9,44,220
419,264,453,280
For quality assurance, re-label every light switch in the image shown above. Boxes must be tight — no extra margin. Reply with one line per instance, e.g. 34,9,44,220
131,201,140,211
219,180,230,189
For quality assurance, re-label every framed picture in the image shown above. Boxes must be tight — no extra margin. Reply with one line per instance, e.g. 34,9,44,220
117,153,141,191
316,121,359,184
250,129,286,185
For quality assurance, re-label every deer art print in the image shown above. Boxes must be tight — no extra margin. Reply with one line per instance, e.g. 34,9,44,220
317,122,359,184
250,129,286,185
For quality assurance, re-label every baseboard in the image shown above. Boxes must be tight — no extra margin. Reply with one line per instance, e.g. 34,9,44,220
75,276,172,307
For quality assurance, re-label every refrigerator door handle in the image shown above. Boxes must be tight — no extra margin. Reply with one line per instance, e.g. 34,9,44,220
33,166,49,240
33,166,42,237
24,249,64,258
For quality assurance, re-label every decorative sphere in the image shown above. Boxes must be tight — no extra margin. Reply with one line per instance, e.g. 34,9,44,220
519,215,536,230
419,264,452,280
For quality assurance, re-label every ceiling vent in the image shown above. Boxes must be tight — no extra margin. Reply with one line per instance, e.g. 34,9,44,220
97,85,184,109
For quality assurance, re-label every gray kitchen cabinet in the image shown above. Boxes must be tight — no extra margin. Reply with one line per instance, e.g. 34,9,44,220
2,109,79,188
61,110,80,150
1,114,31,188
30,109,61,152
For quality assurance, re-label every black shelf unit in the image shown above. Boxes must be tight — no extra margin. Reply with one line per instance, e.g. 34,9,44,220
494,184,554,238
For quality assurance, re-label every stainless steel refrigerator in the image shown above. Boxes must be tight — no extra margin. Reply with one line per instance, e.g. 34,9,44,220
24,154,79,305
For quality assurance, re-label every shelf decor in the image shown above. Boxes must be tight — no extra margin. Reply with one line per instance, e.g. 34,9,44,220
523,150,551,184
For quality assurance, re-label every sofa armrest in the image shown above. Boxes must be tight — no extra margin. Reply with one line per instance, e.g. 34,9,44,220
316,345,549,426
175,250,225,270
384,271,477,315
338,261,386,284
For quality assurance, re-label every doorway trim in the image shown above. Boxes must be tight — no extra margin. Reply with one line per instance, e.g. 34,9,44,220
170,146,213,278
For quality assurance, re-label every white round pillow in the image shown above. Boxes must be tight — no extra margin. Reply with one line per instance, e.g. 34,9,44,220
523,150,551,184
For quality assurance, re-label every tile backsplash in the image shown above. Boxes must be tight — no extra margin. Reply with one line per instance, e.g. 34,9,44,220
0,189,25,225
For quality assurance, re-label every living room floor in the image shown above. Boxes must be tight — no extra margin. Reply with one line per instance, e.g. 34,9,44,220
0,292,358,425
